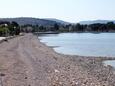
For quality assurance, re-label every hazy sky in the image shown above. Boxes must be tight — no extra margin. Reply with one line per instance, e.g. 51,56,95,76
0,0,115,23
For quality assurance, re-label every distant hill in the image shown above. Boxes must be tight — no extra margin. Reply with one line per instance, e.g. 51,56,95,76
0,17,61,26
1,18,114,26
44,18,70,25
79,20,115,25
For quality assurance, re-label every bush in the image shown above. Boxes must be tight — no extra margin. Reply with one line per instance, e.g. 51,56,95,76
0,27,9,36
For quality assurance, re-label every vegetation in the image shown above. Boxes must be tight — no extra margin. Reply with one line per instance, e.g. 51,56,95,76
23,22,115,33
0,21,20,36
0,20,115,37
28,21,115,33
61,22,115,32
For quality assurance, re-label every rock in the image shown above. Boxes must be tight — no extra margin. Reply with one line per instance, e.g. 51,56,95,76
0,73,5,77
54,69,60,73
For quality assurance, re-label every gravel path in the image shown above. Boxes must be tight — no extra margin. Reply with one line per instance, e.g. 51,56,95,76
0,34,115,86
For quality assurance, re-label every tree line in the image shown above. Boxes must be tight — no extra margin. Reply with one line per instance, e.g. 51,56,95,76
0,21,115,37
22,22,115,33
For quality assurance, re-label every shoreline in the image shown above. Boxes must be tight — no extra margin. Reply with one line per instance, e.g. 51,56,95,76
38,33,115,60
0,33,115,86
38,32,115,58
33,34,115,85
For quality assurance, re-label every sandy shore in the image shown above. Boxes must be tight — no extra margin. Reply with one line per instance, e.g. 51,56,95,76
0,33,115,86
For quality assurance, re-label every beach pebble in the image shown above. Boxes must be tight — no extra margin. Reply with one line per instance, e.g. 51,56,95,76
54,69,60,73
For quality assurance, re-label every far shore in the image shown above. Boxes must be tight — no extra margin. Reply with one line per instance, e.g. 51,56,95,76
0,33,115,86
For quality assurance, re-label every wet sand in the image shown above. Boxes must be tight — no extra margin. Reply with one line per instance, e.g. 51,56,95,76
0,33,115,86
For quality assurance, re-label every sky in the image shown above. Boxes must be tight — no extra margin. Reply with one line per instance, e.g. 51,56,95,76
0,0,115,23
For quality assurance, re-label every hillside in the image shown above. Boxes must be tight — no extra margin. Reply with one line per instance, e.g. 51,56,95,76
0,17,60,26
44,18,70,25
79,20,114,25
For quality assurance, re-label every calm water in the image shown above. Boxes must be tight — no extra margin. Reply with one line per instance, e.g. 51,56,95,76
39,33,115,57
104,60,115,68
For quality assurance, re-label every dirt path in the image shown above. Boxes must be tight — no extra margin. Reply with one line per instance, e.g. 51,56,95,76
0,34,115,86
0,34,60,86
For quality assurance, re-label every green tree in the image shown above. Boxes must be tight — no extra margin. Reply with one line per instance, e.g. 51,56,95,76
0,27,9,36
